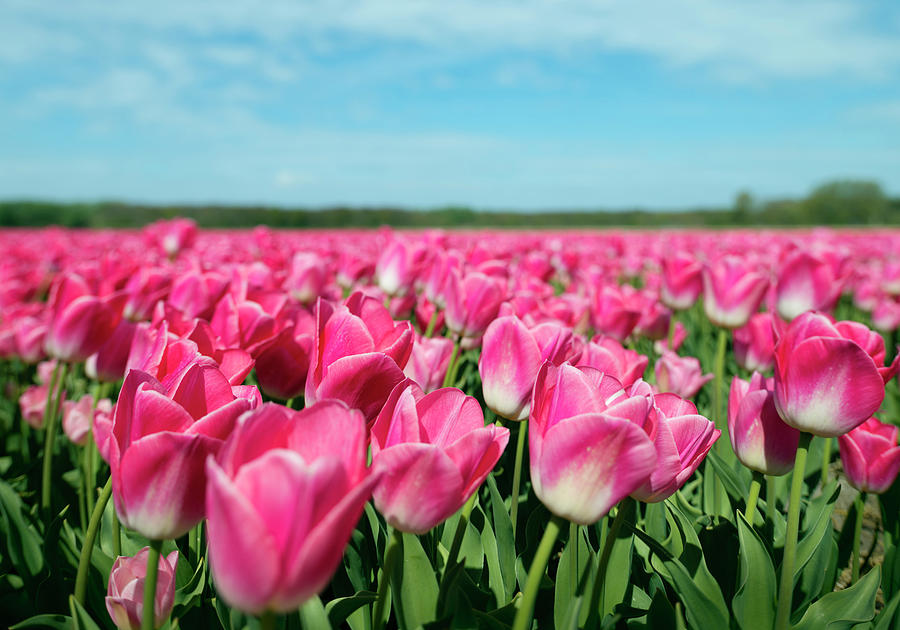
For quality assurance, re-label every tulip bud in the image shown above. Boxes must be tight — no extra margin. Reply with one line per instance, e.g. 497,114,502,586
106,547,178,630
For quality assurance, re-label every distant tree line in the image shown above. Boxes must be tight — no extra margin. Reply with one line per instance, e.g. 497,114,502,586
1,179,897,229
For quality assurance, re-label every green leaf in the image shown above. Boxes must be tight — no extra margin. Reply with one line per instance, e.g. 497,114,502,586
791,566,880,630
298,596,331,630
793,482,839,586
733,512,776,630
601,519,633,618
486,474,516,601
68,595,102,630
706,450,749,501
397,532,439,630
0,480,44,577
173,557,206,613
482,512,505,608
325,590,378,628
10,614,72,630
874,588,900,630
554,527,593,630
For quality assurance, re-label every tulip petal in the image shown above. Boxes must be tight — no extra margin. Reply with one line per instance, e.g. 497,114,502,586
313,352,406,421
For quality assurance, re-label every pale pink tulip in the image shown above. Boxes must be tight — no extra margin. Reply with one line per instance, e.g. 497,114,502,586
728,373,799,475
404,334,455,393
654,351,713,399
838,417,900,494
578,335,648,388
733,312,776,373
702,256,768,328
775,250,842,320
106,547,178,630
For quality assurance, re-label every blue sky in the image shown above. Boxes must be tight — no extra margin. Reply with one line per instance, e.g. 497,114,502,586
2,1,899,210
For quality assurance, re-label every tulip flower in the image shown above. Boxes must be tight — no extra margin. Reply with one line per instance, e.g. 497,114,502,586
591,285,641,342
733,312,776,373
14,315,47,364
702,256,769,329
654,351,713,399
631,385,720,503
775,250,842,321
654,321,688,355
578,335,648,388
62,394,112,446
529,362,657,525
728,373,799,476
479,316,577,421
370,382,509,533
106,547,178,630
96,359,258,539
773,312,895,437
660,253,703,311
44,273,126,362
86,320,139,383
305,292,413,421
444,270,506,348
838,417,900,494
253,325,312,401
205,401,377,614
286,252,328,305
376,238,427,297
404,333,455,393
19,383,61,430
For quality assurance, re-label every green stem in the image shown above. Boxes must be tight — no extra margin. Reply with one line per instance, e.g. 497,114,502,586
589,498,632,623
569,522,578,597
774,432,812,630
767,475,776,526
142,539,164,630
113,512,122,557
852,492,866,584
41,361,68,513
820,437,833,486
447,493,477,567
745,471,764,524
512,516,563,630
424,310,439,338
74,477,112,605
441,337,461,388
667,316,676,352
713,327,727,433
510,421,528,538
260,610,277,630
373,528,402,630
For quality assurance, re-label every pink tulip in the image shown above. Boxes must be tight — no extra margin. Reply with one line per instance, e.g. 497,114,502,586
19,383,61,430
775,250,842,321
62,394,112,446
286,252,328,305
733,312,776,372
96,360,259,539
106,547,178,630
157,217,197,258
444,270,506,347
591,285,641,342
122,268,171,322
660,253,703,311
305,292,413,421
479,316,577,421
654,321,688,355
728,373,799,475
206,401,377,614
254,326,312,401
529,362,657,524
86,320,139,382
578,335,648,388
14,315,47,364
370,382,509,533
838,417,900,494
872,297,900,333
376,239,427,297
634,297,671,341
44,274,126,362
631,384,720,502
654,351,713,399
702,256,769,328
168,269,229,321
404,333,455,393
773,312,896,437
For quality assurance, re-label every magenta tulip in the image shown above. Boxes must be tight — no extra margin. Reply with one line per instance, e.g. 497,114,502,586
838,417,900,494
62,394,111,446
106,547,178,630
702,256,769,328
404,333,454,393
444,270,506,347
44,274,126,362
728,373,799,475
775,250,842,321
205,401,377,614
654,351,713,399
577,335,648,388
529,362,657,524
370,382,509,533
19,383,61,430
733,312,776,372
773,312,894,437
660,253,703,311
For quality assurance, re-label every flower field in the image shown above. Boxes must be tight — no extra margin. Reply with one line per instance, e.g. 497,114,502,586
3,219,900,630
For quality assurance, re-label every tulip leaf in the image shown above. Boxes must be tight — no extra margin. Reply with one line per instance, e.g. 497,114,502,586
173,557,206,613
10,614,72,630
298,595,331,630
325,590,378,628
0,480,44,578
706,449,749,501
554,526,594,629
396,532,439,630
68,595,102,630
486,474,516,601
733,511,776,630
791,565,880,630
793,482,839,587
874,588,900,630
601,520,633,618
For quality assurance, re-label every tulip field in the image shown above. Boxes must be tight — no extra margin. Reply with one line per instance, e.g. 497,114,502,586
6,220,900,630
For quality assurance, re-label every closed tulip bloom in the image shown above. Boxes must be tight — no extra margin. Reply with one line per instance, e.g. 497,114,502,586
444,270,506,347
370,382,509,533
654,321,688,355
591,285,641,342
578,335,648,388
631,386,720,502
286,252,328,305
702,256,769,328
62,394,112,446
305,292,413,421
253,326,312,401
19,383,61,430
773,312,895,437
733,312,776,372
205,401,377,614
14,315,47,364
96,360,259,539
660,253,703,311
775,251,842,321
86,320,139,383
728,373,799,475
479,316,577,421
529,362,657,525
654,351,713,399
838,417,900,494
404,333,454,393
376,239,427,297
44,274,126,362
106,547,178,630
